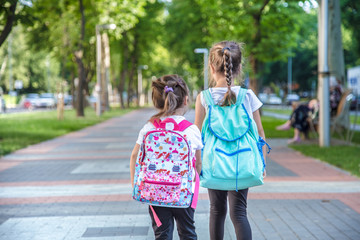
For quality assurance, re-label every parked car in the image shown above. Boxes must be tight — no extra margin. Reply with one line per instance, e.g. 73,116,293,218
86,96,97,109
63,95,73,105
350,94,360,110
258,93,268,104
38,93,57,108
0,96,6,113
23,93,40,109
286,93,300,105
258,93,282,105
268,94,282,105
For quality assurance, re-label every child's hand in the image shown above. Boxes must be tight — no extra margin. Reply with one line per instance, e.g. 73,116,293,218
263,169,267,178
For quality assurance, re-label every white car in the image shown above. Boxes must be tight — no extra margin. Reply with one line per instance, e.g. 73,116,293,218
38,93,57,108
268,94,282,105
258,93,282,105
0,96,6,113
258,93,268,104
286,94,300,105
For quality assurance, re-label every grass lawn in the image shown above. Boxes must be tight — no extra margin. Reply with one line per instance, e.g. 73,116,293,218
290,145,360,177
262,106,292,116
261,116,293,139
0,107,133,156
262,114,360,177
263,105,360,125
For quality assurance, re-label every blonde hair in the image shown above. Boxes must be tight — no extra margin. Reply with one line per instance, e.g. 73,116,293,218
209,41,243,106
150,74,189,122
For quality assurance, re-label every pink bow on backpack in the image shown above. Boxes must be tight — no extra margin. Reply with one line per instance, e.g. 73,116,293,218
152,118,192,131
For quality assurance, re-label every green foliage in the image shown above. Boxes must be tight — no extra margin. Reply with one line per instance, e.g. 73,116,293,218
0,107,133,156
196,0,303,62
96,0,147,39
0,25,60,93
164,0,208,89
341,0,360,66
1,0,359,111
0,0,34,46
262,7,319,93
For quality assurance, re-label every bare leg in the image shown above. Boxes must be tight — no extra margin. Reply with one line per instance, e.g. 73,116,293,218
276,120,291,130
288,128,301,144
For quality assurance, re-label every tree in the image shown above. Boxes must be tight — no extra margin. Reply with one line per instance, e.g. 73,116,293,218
196,0,303,94
317,0,345,84
328,0,345,83
0,24,59,93
26,0,148,114
341,0,360,67
262,7,319,95
73,0,86,117
165,0,208,89
0,0,18,48
0,0,32,48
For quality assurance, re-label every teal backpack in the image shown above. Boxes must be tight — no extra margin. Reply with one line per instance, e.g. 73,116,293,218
200,88,270,191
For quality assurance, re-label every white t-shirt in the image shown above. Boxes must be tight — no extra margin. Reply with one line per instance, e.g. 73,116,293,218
200,86,262,118
136,115,203,157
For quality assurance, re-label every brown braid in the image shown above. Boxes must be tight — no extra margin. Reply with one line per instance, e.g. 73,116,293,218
222,48,236,105
208,41,242,106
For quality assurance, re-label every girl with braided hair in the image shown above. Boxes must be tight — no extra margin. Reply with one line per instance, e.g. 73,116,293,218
194,41,267,240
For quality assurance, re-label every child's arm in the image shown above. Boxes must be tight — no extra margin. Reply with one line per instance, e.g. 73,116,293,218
195,149,202,175
194,94,206,131
253,109,267,177
130,143,141,187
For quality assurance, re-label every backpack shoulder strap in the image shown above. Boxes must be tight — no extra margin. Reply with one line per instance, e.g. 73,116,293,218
236,88,248,105
202,89,215,106
178,120,193,131
152,118,192,131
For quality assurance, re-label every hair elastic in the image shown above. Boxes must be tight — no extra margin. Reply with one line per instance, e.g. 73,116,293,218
164,86,174,93
221,47,231,53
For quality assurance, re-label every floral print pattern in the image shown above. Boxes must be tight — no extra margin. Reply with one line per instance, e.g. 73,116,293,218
133,129,194,207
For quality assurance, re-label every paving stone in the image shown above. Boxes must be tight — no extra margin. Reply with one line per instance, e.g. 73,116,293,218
0,108,359,239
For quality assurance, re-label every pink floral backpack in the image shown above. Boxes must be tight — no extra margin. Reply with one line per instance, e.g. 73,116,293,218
132,118,199,226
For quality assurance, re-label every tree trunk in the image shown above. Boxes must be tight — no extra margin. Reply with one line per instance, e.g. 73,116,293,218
118,32,129,109
0,1,17,47
249,55,259,95
127,35,138,108
328,0,345,84
102,33,111,111
248,0,270,95
74,0,86,117
74,56,85,116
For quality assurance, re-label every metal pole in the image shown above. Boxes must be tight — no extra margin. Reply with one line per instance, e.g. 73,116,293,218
96,25,102,116
137,67,142,106
319,0,330,147
46,56,50,93
204,50,209,90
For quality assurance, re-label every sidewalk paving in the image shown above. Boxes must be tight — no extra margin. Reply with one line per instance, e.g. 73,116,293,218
0,108,359,240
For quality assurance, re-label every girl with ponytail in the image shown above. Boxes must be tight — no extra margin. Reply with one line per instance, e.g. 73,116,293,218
194,41,267,240
130,74,203,240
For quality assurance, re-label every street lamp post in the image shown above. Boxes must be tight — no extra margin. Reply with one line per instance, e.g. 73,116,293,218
318,0,330,147
96,24,116,116
194,48,209,89
137,65,148,106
